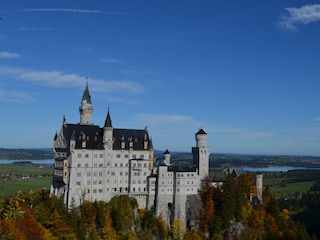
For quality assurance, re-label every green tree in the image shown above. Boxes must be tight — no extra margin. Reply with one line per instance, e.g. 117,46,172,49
170,219,186,240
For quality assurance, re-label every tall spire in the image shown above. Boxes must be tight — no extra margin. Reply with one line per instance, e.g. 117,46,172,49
104,107,112,128
82,81,92,104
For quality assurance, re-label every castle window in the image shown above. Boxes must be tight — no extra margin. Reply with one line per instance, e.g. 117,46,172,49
125,154,129,158
85,163,88,167
99,172,102,176
99,181,102,184
111,172,115,176
94,154,98,158
133,163,136,167
87,180,90,185
125,187,128,191
76,181,81,185
77,163,81,167
93,181,97,185
93,189,97,193
138,163,142,167
125,172,128,176
93,170,97,176
99,163,103,167
144,172,147,176
99,189,103,193
120,172,123,176
115,163,117,167
87,189,90,193
85,154,89,158
133,188,135,192
114,188,117,192
99,154,103,158
144,163,147,167
116,154,121,158
78,153,81,158
120,163,123,167
87,172,91,177
77,172,81,177
132,154,136,158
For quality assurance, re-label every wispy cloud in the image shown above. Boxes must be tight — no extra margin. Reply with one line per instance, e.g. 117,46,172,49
99,58,123,64
313,117,320,127
0,65,144,94
24,8,127,15
0,89,34,103
137,114,199,126
19,26,55,31
0,51,21,59
235,131,274,139
278,4,320,30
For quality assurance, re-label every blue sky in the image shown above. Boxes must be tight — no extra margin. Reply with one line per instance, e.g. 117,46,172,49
1,1,320,156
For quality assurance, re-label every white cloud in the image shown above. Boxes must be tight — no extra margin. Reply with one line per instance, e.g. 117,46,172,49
24,8,127,15
0,51,21,59
100,58,123,64
278,4,320,30
19,26,55,31
0,65,144,94
0,89,34,103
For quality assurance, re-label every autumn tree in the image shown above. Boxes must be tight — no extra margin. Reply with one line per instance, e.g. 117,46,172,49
200,176,214,232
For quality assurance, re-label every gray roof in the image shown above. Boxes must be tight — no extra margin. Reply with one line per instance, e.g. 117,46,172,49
57,123,152,152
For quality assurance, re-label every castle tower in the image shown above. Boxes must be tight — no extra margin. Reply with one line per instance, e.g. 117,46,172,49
79,82,93,125
163,149,171,166
192,128,210,179
256,173,263,202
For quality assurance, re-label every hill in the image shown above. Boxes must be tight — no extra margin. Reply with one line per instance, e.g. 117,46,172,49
0,148,53,160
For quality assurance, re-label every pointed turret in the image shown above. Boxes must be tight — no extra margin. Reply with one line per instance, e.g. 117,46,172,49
104,107,112,128
79,82,93,125
103,107,114,150
82,81,92,104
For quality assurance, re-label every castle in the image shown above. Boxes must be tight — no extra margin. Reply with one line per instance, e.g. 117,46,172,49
50,83,210,225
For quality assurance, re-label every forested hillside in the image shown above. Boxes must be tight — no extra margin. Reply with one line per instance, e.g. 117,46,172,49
0,148,53,160
0,173,316,240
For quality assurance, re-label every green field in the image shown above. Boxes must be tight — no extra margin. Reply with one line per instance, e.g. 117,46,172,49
0,163,53,197
269,181,315,197
262,170,320,197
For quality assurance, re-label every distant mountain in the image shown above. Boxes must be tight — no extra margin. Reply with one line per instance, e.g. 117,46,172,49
0,148,53,160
